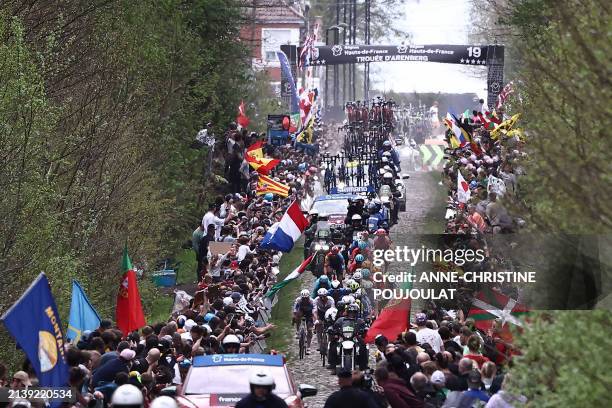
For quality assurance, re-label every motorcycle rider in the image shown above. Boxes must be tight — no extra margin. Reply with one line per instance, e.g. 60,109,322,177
327,303,369,371
314,288,336,351
379,140,401,171
380,172,400,224
345,214,366,245
236,370,288,408
366,203,387,233
293,289,315,354
304,209,319,260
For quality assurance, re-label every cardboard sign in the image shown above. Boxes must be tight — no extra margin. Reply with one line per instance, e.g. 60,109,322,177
208,242,233,255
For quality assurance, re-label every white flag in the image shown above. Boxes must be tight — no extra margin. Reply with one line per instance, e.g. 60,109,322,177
487,175,506,197
457,171,471,203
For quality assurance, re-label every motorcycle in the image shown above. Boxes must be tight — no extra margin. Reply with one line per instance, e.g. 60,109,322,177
338,320,358,371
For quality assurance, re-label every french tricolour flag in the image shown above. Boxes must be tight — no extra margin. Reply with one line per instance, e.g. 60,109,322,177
260,201,309,253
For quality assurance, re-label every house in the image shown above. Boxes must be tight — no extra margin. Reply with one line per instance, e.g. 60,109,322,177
240,0,307,94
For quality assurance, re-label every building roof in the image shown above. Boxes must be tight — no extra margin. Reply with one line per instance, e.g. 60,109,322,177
248,0,305,25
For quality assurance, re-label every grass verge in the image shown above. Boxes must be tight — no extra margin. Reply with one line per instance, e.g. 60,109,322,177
423,171,447,234
265,244,305,358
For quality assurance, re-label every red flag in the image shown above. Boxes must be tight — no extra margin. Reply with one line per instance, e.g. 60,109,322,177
116,245,145,336
236,101,250,128
365,297,411,344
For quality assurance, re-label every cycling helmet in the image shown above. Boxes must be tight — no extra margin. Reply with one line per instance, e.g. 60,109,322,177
353,271,362,281
361,268,370,279
383,172,393,179
319,275,329,283
325,307,338,322
383,140,392,147
150,397,177,408
351,214,362,221
300,289,310,298
355,254,365,263
346,295,356,304
111,384,143,407
375,228,386,236
349,281,360,292
345,278,356,287
381,156,389,163
330,246,340,254
331,280,341,289
317,288,328,296
382,151,392,157
358,240,368,250
222,334,241,348
341,295,353,304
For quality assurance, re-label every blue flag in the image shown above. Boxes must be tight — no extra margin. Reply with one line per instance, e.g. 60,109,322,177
277,51,300,113
1,273,69,389
67,280,101,343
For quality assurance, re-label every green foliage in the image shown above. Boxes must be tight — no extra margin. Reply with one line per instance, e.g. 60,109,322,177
0,0,259,368
508,311,612,407
495,0,611,233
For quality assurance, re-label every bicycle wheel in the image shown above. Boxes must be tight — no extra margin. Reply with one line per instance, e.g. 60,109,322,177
298,328,306,359
320,332,328,366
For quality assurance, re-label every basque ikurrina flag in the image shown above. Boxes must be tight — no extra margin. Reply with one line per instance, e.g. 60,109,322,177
260,201,309,252
467,287,529,341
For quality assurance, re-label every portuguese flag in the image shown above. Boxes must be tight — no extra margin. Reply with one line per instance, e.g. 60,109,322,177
116,244,146,336
364,273,412,344
467,287,529,341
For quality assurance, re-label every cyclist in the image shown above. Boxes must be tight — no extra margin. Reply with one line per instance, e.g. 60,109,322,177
324,246,345,278
328,279,352,304
348,254,366,274
312,274,331,298
293,289,315,354
379,140,401,170
314,288,336,351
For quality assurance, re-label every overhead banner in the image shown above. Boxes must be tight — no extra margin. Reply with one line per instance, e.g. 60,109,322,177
302,44,491,66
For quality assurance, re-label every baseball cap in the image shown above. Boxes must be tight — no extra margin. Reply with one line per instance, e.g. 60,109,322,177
415,313,427,325
431,370,445,385
120,349,136,360
184,319,196,331
12,371,32,386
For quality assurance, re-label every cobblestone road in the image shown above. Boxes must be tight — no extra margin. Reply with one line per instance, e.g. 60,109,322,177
287,146,444,407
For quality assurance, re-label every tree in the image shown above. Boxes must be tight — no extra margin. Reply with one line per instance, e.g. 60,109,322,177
508,311,612,407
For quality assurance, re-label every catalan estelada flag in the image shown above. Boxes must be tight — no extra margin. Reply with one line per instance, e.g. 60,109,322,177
256,174,290,197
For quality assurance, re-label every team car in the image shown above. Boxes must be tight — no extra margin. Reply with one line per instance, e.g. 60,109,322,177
167,354,317,408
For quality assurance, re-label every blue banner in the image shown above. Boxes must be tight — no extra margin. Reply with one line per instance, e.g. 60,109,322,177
276,51,300,113
1,273,69,390
67,280,101,343
193,354,284,367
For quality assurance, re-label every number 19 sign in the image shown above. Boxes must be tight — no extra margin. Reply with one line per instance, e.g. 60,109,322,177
301,44,494,66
